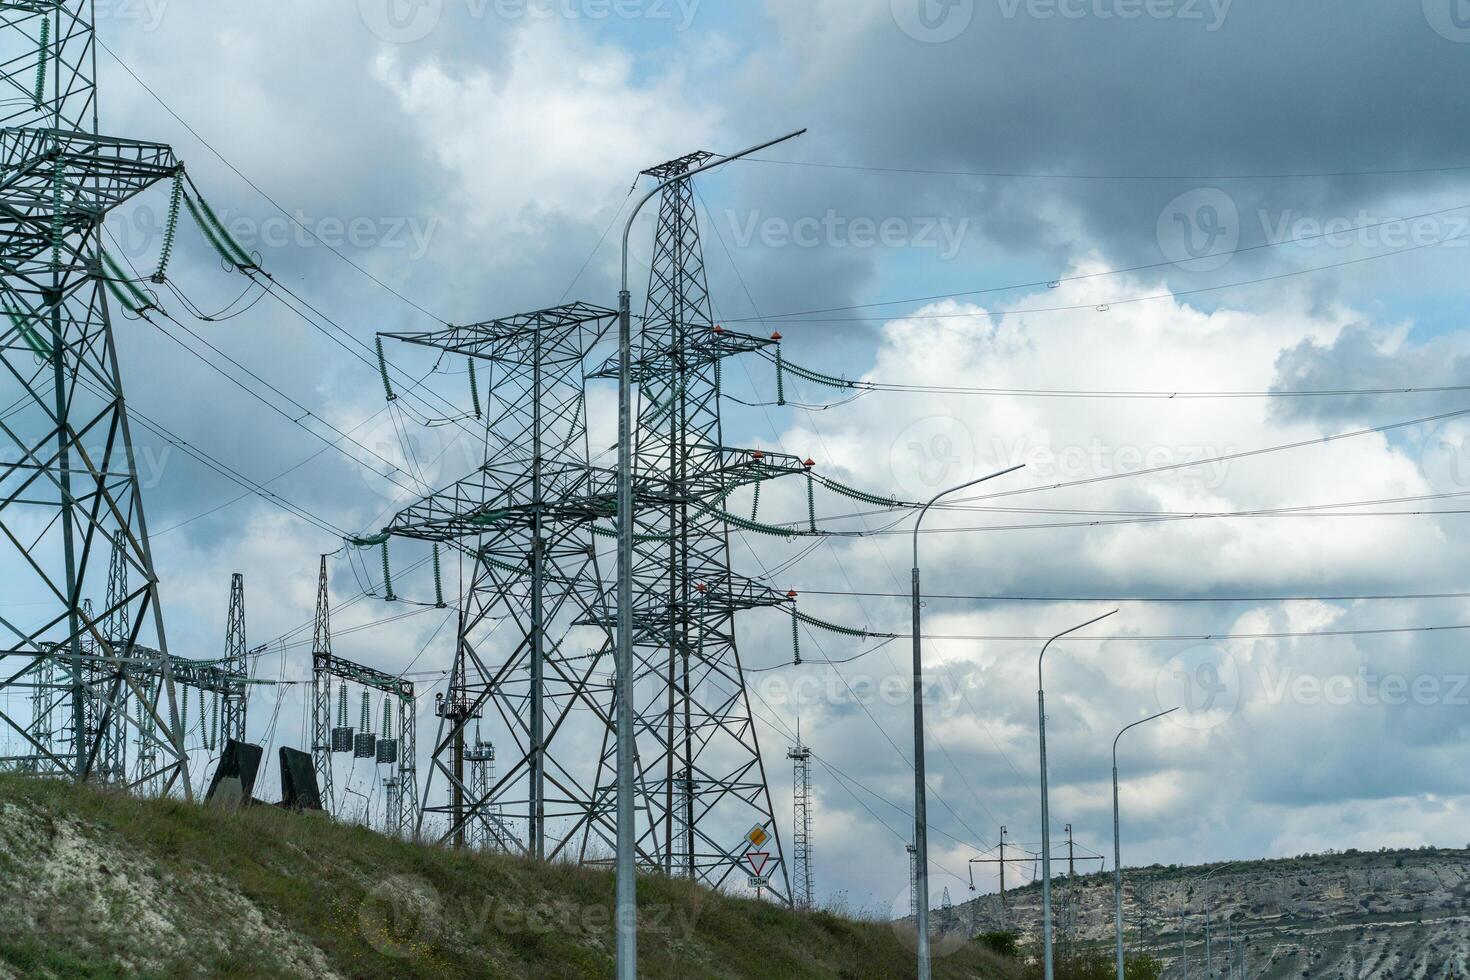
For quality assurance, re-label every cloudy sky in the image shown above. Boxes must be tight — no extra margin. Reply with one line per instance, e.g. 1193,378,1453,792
65,0,1470,915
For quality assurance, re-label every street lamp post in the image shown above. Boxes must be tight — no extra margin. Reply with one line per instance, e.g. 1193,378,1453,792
615,127,806,979
910,465,1024,980
1037,610,1117,980
1112,707,1178,980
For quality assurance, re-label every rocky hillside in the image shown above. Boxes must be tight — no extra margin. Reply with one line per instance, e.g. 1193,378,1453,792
940,847,1470,978
0,775,1018,979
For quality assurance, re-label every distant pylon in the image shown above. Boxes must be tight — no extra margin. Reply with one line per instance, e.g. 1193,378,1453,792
221,574,248,744
787,733,815,910
311,557,334,811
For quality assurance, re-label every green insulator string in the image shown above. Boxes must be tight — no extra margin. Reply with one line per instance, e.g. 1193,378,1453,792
375,337,396,401
714,355,721,398
806,472,817,532
193,191,254,268
180,685,188,733
775,345,786,406
206,689,217,752
336,683,348,728
774,355,856,390
817,474,904,508
432,543,445,608
700,501,798,539
467,357,481,417
794,608,889,641
359,690,371,732
750,482,761,521
153,172,183,282
349,531,390,547
50,161,64,272
791,604,802,666
381,695,392,739
33,16,48,107
380,540,396,601
183,190,253,269
101,249,154,314
182,190,233,265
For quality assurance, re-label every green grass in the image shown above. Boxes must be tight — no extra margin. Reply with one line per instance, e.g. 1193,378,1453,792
0,776,1020,979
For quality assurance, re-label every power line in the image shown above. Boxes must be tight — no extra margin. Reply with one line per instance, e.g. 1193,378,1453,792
98,38,448,325
734,224,1470,326
796,588,1470,604
742,155,1470,182
731,201,1470,326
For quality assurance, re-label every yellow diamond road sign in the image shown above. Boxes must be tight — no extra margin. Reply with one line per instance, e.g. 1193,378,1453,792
745,824,769,848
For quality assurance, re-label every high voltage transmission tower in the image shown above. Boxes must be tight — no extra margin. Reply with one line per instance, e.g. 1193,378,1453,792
0,0,190,792
221,574,247,744
379,149,809,902
587,151,802,900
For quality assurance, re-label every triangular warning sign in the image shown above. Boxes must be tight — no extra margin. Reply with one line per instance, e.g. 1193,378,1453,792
745,851,770,876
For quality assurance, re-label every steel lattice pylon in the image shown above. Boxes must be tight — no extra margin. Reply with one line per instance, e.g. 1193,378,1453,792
788,737,814,910
386,304,622,859
383,154,802,903
220,573,247,744
0,1,189,793
586,152,801,901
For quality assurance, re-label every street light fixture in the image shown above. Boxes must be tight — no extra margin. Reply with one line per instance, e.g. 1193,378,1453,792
614,127,806,980
1112,707,1178,980
910,464,1024,980
1037,610,1118,980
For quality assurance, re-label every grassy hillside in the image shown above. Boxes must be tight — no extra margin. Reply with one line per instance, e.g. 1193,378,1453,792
0,776,1018,979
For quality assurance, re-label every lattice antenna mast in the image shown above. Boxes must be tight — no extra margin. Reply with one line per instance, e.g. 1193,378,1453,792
0,0,190,795
788,732,815,910
311,557,334,811
221,574,247,743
